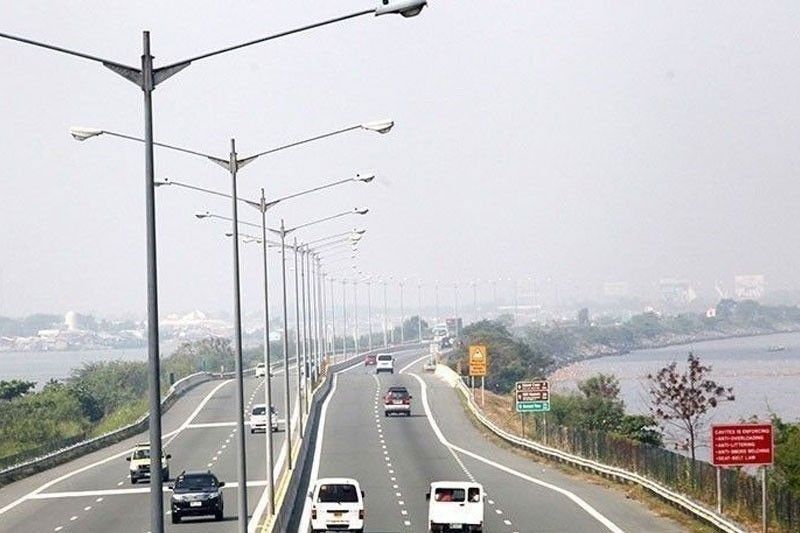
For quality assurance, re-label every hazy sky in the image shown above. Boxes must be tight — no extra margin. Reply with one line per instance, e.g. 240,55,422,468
1,1,799,318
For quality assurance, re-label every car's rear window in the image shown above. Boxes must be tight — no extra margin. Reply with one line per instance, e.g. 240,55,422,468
252,406,266,415
390,391,408,400
434,488,465,502
175,474,217,490
317,484,359,503
377,355,392,361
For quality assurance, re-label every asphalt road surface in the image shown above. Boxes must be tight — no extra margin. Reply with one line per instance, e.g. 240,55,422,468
300,349,685,533
0,362,299,533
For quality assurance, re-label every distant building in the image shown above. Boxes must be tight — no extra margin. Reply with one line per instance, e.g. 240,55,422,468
659,278,697,305
734,274,765,301
603,282,629,298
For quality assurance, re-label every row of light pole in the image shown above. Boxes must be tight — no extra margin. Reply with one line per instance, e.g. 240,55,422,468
2,4,428,531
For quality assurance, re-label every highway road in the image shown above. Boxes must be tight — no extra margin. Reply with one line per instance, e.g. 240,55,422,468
300,349,685,533
0,362,300,533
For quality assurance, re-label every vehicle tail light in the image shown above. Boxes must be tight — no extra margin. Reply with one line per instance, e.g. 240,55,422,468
403,398,410,404
311,508,316,520
359,509,365,520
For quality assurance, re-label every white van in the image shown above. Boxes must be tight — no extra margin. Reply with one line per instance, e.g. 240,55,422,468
426,481,484,532
375,353,394,374
249,404,278,433
309,477,365,532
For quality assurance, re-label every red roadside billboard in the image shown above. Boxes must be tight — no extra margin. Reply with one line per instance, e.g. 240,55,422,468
712,423,773,467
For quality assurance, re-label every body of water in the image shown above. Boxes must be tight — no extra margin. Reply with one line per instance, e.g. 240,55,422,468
0,346,172,387
550,331,800,425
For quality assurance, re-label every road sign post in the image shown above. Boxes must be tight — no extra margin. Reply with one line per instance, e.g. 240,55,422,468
712,423,774,531
469,345,488,407
515,380,550,413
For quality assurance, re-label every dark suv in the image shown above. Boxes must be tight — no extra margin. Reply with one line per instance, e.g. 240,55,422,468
169,470,225,523
384,386,412,416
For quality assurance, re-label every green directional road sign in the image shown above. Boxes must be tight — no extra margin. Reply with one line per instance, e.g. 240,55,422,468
516,401,550,413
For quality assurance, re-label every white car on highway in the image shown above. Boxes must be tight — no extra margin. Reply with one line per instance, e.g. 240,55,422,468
255,363,267,378
249,404,278,433
309,477,365,532
375,353,394,374
426,481,484,532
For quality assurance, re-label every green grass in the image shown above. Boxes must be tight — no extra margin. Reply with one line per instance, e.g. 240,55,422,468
91,399,148,437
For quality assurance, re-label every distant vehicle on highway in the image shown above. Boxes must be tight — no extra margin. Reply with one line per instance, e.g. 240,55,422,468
169,470,225,523
126,442,170,484
250,404,278,433
426,481,484,532
309,477,365,532
255,362,269,377
384,386,412,416
364,353,377,365
375,353,394,374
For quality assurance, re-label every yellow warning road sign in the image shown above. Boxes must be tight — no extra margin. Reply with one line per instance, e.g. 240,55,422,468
469,344,488,376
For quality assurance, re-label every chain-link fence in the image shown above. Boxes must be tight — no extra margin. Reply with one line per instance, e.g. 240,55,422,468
526,416,799,531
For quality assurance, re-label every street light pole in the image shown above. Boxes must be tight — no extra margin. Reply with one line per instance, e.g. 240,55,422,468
141,33,165,532
435,281,440,324
258,189,275,515
354,279,360,354
342,280,348,358
418,281,423,342
454,282,460,338
329,277,336,362
473,279,478,324
400,280,405,344
382,279,389,347
226,139,249,528
293,237,304,423
367,279,373,351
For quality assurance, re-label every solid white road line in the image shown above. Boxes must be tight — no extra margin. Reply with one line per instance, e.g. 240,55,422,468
0,378,233,517
409,372,625,533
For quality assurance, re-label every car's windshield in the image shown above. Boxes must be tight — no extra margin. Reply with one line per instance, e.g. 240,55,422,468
175,474,217,491
317,484,359,503
434,488,465,502
133,449,150,460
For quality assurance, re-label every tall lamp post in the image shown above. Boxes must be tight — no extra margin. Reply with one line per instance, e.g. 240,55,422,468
417,280,423,342
2,4,425,527
75,134,381,527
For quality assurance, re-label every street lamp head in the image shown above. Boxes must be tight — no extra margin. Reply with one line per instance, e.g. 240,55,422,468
375,0,427,17
69,127,104,141
195,210,211,219
354,207,369,215
353,228,367,235
354,173,376,183
361,120,394,134
154,178,171,188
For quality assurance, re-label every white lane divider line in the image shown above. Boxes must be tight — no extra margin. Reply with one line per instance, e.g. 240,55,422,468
53,527,63,532
409,372,625,533
69,515,78,521
0,376,236,518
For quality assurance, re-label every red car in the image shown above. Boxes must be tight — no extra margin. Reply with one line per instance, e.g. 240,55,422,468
384,386,412,416
364,354,377,365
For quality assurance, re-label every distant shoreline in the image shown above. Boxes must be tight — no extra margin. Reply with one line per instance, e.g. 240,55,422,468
548,327,800,377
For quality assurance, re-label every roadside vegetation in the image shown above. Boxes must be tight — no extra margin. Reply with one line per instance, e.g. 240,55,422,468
0,337,244,468
453,316,800,526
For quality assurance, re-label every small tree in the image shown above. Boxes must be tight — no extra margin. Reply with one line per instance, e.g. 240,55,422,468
647,351,734,461
0,380,36,401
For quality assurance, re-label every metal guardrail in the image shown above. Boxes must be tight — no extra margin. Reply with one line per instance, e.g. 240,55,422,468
0,370,217,486
438,365,746,533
